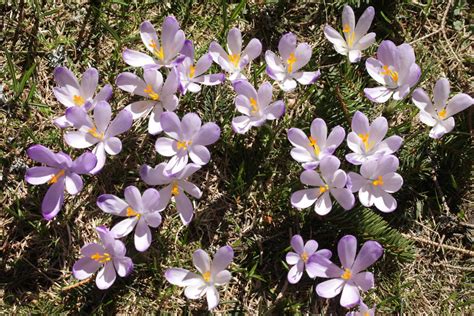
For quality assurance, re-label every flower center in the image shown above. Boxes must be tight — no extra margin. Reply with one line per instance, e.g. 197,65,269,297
48,169,65,184
249,97,259,114
287,52,297,73
342,24,355,48
358,133,372,151
380,65,399,83
90,252,111,264
341,268,352,280
88,127,104,140
364,312,370,316
202,271,211,282
144,84,160,101
171,181,180,196
73,95,85,106
189,65,196,78
372,175,384,186
308,136,321,156
319,184,329,194
126,207,140,218
438,108,447,119
149,40,165,60
300,251,309,263
228,53,240,68
177,140,192,150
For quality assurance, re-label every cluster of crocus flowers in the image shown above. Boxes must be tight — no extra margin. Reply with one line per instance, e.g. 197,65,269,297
324,6,376,63
52,66,112,127
165,246,234,310
412,78,473,139
73,226,133,289
25,145,97,220
265,32,321,92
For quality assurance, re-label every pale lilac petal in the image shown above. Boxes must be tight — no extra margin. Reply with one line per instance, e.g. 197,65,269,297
211,245,234,274
140,163,170,185
227,28,242,55
364,87,393,103
300,169,325,186
340,283,360,308
209,42,233,72
290,147,313,163
352,271,374,291
287,260,304,284
316,278,345,298
368,116,388,145
53,87,75,108
265,100,285,120
143,68,163,91
181,113,201,140
94,84,113,103
134,218,152,252
193,122,220,146
232,80,257,100
115,72,148,97
241,38,262,62
25,167,57,185
64,131,97,149
373,191,397,213
231,116,252,134
155,137,177,156
257,82,273,107
71,151,97,174
376,40,398,68
351,240,383,274
206,286,220,310
122,49,156,68
180,180,202,199
411,88,434,114
280,78,297,92
193,54,212,77
347,172,366,192
365,58,386,85
178,163,201,179
446,93,473,117
42,181,65,220
403,63,421,88
354,6,375,41
165,153,189,175
114,256,133,277
304,240,318,255
195,74,225,86
64,173,83,195
323,26,346,47
97,194,128,215
73,257,100,280
419,111,437,127
288,128,311,148
320,156,340,179
305,260,328,278
291,189,318,209
53,115,72,128
342,5,356,39
278,32,297,60
140,20,159,54
393,85,410,100
193,249,211,274
175,193,194,225
291,234,304,254
264,50,286,81
429,118,455,139
104,137,122,155
293,71,321,85
95,261,116,290
214,270,231,286
433,78,450,110
148,105,164,135
331,188,355,210
326,126,345,149
161,111,182,139
286,252,300,265
125,100,154,120
185,284,207,299
292,43,312,73
111,217,138,238
54,67,80,91
189,145,210,165
106,110,132,139
235,94,251,116
314,192,332,215
90,143,106,174
165,268,193,286
143,211,162,228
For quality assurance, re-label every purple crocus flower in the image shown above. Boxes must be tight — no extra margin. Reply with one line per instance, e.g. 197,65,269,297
346,300,376,316
287,118,346,169
64,101,133,174
97,186,163,252
324,6,376,63
72,226,133,290
165,246,234,310
265,32,321,92
412,78,473,139
122,17,185,69
348,155,403,213
291,156,355,215
25,145,97,220
315,235,383,308
286,234,332,284
231,80,285,134
52,67,112,128
209,27,262,81
155,112,221,175
116,68,179,135
364,40,421,103
346,111,403,165
177,40,225,94
140,162,202,225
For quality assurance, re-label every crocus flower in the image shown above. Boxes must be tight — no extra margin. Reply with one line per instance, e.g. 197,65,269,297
116,68,179,135
140,162,202,225
324,6,375,63
122,17,185,69
291,156,354,215
231,80,285,134
315,235,383,308
364,40,421,103
346,300,376,316
165,246,234,310
346,111,402,165
412,78,474,139
287,118,345,169
25,145,97,220
64,101,133,174
72,226,133,290
97,186,163,252
155,112,221,175
348,155,403,213
286,234,332,284
53,67,112,128
177,40,225,94
265,32,321,92
209,27,262,81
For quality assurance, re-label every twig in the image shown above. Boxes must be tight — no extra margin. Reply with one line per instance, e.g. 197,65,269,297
62,277,93,291
409,0,451,45
441,0,463,64
432,262,474,272
335,85,351,125
402,233,474,257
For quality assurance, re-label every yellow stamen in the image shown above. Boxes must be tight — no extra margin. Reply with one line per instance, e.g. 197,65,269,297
249,97,258,113
176,140,192,150
88,127,104,140
90,252,111,264
343,24,351,33
202,271,211,282
308,136,321,156
372,175,384,186
380,65,399,83
48,169,65,184
358,133,371,151
287,52,297,73
438,108,447,119
189,65,196,78
364,312,370,316
301,251,309,263
144,84,160,101
171,181,180,196
342,24,355,47
341,268,352,280
73,95,85,106
149,40,165,60
319,184,329,194
228,53,240,67
126,207,140,218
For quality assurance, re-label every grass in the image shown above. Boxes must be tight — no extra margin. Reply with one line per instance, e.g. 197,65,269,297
1,0,473,314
